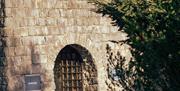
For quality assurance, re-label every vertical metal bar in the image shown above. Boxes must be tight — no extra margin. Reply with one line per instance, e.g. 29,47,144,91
61,59,63,91
66,59,68,91
71,60,73,91
76,60,78,91
81,62,83,91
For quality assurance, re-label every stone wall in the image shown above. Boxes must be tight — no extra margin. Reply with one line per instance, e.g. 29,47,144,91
3,0,131,91
105,42,132,91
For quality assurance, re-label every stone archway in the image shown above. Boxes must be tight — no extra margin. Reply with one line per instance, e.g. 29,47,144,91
54,44,98,91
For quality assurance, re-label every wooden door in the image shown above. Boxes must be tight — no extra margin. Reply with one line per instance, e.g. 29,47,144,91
54,47,83,91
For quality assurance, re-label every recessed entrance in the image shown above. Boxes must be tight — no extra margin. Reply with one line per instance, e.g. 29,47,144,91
54,44,98,91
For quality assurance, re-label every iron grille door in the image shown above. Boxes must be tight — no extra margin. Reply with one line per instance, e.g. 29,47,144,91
55,47,83,91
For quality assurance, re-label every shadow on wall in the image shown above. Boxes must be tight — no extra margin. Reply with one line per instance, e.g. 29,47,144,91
0,0,7,91
9,42,44,91
29,42,44,91
106,41,180,91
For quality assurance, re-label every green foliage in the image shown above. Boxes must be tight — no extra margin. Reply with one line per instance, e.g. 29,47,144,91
90,0,180,90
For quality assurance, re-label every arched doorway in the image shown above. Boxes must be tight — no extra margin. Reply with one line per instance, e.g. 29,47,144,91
54,44,98,91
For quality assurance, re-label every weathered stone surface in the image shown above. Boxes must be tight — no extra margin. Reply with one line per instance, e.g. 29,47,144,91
1,0,132,91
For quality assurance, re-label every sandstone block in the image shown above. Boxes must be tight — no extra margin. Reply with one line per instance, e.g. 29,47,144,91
76,17,83,26
89,17,100,25
56,35,64,44
59,9,66,17
100,26,110,33
33,36,46,45
5,8,12,17
61,1,68,9
48,27,59,35
67,0,78,9
14,28,28,37
26,18,36,26
23,0,32,8
32,54,47,64
30,65,42,74
67,18,75,26
65,9,73,17
44,36,53,44
38,45,47,55
7,75,24,91
21,56,31,63
20,56,32,73
28,27,39,36
22,36,33,46
77,1,88,9
14,46,25,56
4,28,13,36
54,1,63,8
41,27,49,35
5,0,12,8
39,8,48,17
14,37,23,46
56,17,67,26
48,9,60,18
14,56,22,66
7,47,15,57
16,0,24,8
15,8,26,17
46,0,58,8
45,18,57,26
81,17,89,26
31,9,39,17
24,46,31,56
5,18,14,28
36,18,46,26
19,18,28,27
76,9,89,17
5,37,15,47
